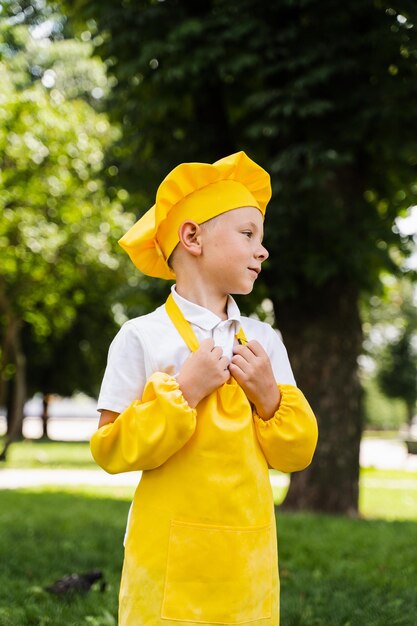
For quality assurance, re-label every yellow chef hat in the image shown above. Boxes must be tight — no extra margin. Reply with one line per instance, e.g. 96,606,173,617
118,151,271,279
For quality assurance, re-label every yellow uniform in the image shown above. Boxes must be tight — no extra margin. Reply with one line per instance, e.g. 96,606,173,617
91,294,318,625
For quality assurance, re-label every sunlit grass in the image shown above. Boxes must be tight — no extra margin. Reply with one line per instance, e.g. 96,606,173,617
360,484,417,521
21,484,136,501
362,430,402,440
2,439,95,469
271,468,417,520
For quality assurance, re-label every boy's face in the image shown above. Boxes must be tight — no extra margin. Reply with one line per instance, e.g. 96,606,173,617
199,206,269,296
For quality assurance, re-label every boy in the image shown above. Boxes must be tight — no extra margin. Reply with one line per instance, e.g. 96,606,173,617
91,151,318,626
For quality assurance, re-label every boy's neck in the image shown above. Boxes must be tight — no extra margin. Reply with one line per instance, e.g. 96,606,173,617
175,283,229,320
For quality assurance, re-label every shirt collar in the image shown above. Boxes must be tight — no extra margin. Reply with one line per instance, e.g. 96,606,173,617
171,285,241,331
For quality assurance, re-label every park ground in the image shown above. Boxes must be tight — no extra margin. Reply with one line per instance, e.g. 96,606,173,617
0,421,417,625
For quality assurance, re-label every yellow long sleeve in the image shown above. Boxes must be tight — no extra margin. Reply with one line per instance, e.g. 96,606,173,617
253,384,318,473
90,372,197,473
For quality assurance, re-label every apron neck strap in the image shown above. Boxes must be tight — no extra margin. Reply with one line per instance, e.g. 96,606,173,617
165,293,199,352
165,293,247,352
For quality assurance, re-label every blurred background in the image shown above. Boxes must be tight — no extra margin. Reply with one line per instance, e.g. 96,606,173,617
1,1,417,625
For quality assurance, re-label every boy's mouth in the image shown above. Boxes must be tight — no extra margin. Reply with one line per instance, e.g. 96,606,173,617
248,267,260,278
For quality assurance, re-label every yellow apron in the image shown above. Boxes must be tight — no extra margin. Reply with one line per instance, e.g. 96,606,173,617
118,294,279,625
92,295,318,623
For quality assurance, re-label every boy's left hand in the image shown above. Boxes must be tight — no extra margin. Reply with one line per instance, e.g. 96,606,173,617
230,340,281,421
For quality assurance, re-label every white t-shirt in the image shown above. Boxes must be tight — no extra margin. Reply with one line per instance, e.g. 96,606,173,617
97,286,296,413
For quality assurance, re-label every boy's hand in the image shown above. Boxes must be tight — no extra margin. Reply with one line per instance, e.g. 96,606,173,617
230,340,281,420
177,339,230,408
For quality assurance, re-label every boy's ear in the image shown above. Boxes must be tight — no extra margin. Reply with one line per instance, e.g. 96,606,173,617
177,220,203,257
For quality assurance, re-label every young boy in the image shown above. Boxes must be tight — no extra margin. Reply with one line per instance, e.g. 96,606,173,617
91,151,318,626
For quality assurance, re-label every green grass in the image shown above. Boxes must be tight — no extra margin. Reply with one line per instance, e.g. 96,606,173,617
2,438,417,624
18,484,136,501
2,439,95,469
361,467,417,480
359,467,417,521
0,489,416,626
360,484,417,521
277,513,417,626
0,490,128,626
362,430,403,440
270,468,417,521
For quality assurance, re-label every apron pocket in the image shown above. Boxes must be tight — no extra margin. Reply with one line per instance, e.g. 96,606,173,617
161,519,273,624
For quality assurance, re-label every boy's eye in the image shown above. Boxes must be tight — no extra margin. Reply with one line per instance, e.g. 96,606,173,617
242,231,253,238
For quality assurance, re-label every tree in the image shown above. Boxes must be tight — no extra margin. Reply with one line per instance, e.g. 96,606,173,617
378,327,417,427
0,19,134,458
23,281,124,438
60,0,417,514
363,275,417,429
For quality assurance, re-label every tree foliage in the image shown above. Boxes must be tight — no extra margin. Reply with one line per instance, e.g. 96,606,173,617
378,328,417,424
0,16,135,453
63,0,417,296
55,0,417,513
363,277,417,425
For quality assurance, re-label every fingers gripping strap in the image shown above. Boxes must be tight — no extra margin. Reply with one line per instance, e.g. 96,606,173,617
235,327,247,345
165,294,247,351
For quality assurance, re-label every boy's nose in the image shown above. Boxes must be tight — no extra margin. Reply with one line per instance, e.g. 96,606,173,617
257,244,269,262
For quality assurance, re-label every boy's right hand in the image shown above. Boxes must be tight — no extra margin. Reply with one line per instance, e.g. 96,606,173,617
176,338,230,408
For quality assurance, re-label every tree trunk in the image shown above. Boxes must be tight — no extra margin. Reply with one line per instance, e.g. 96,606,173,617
406,402,415,434
0,312,15,409
41,393,51,439
0,319,26,462
5,382,15,437
272,278,363,516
